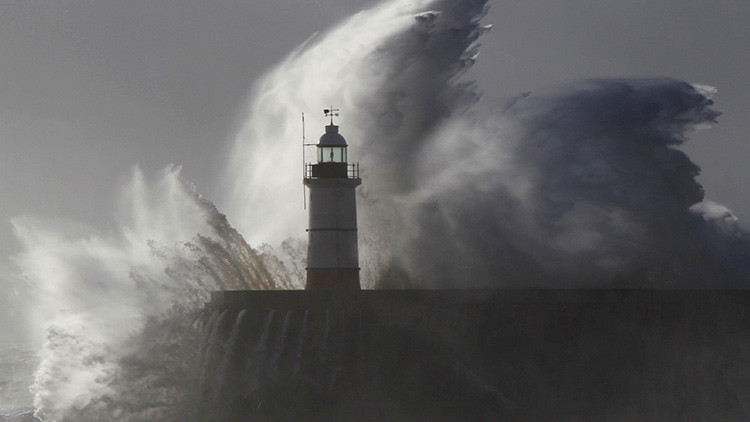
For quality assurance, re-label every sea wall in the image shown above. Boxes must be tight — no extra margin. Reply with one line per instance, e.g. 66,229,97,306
199,289,750,421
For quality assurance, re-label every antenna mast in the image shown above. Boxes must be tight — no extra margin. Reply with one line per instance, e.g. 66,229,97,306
302,112,306,209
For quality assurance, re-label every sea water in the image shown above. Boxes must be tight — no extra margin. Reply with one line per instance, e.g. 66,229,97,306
0,343,37,421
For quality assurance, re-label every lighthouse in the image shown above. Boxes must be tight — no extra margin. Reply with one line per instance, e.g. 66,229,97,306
303,108,362,289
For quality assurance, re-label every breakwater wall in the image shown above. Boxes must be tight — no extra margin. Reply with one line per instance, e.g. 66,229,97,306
199,289,750,421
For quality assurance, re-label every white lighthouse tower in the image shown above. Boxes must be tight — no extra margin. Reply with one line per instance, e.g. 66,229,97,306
303,108,362,289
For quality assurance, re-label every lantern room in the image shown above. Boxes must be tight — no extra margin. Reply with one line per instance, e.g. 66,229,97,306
317,124,348,163
308,122,358,179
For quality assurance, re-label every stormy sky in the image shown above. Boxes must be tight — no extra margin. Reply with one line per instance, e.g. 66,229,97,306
1,1,750,338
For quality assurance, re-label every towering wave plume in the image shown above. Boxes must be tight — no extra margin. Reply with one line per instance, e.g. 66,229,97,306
399,79,750,287
224,0,749,287
224,0,491,285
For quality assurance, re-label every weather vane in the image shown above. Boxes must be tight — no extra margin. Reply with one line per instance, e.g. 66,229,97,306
324,106,340,125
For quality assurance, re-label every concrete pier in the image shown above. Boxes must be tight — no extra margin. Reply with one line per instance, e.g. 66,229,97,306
201,289,750,420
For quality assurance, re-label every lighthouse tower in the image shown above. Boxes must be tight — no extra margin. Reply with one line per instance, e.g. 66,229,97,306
303,109,362,290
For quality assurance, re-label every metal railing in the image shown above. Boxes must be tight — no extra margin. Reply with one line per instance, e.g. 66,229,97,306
304,162,360,179
348,162,360,179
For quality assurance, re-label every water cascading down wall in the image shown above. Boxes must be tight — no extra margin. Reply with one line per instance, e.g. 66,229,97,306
199,289,750,421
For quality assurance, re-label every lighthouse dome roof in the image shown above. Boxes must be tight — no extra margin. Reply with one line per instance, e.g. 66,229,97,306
318,125,348,146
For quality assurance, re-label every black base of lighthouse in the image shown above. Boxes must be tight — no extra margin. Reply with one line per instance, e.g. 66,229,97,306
305,268,360,289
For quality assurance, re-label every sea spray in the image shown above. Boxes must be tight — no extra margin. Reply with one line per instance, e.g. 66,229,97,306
14,167,283,421
396,79,750,287
224,0,491,287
